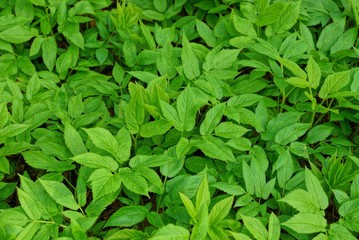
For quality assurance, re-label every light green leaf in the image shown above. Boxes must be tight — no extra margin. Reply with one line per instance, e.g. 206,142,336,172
196,20,217,47
0,102,8,129
200,103,226,135
0,124,30,143
285,77,309,88
241,214,268,240
71,153,118,172
0,25,38,44
209,196,234,225
191,136,236,162
306,57,321,89
17,188,42,220
88,168,121,200
150,224,190,240
268,213,280,240
15,222,40,240
305,168,328,210
39,179,80,210
41,36,57,71
64,123,87,156
279,189,320,213
118,167,149,196
179,193,196,221
105,205,148,227
59,22,84,49
279,58,307,79
177,86,201,132
140,120,172,138
181,34,200,80
282,213,327,234
116,127,132,163
196,175,210,212
214,122,249,139
306,125,333,144
275,123,310,145
319,71,351,99
84,127,119,157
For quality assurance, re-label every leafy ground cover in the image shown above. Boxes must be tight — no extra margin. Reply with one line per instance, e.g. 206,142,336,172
0,0,359,239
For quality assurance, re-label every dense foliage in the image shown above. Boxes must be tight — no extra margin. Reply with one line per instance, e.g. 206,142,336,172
0,0,359,239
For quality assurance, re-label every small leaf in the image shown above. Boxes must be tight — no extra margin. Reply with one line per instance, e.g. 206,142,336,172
0,25,38,44
181,34,200,80
282,213,327,234
241,214,268,240
275,123,310,145
268,213,280,240
39,179,80,210
84,127,119,157
140,120,172,138
41,36,57,71
150,224,190,240
105,206,148,227
306,57,321,89
305,169,329,210
118,167,149,196
200,103,226,135
191,136,236,162
71,153,118,172
88,169,121,200
306,125,333,144
319,71,351,99
209,196,234,225
279,189,320,213
64,123,87,156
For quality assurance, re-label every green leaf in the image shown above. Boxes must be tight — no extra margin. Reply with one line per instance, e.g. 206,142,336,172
150,224,190,240
0,102,8,129
15,222,40,240
191,136,236,162
140,120,172,138
179,193,196,221
39,179,80,210
200,103,225,135
64,123,87,156
135,166,163,193
306,57,321,89
181,34,200,80
140,21,156,50
95,47,109,65
232,13,256,38
115,127,132,163
0,124,30,143
196,20,217,47
17,188,42,220
118,167,149,196
88,168,121,200
241,214,268,240
306,125,333,144
282,213,327,234
279,58,307,79
0,25,38,44
209,196,234,225
71,153,118,172
22,151,74,171
196,175,210,212
84,127,119,157
257,2,286,26
275,123,310,145
319,71,351,99
59,22,84,49
279,189,320,213
177,86,202,132
214,122,249,139
41,36,57,71
285,77,309,88
268,213,280,240
19,175,58,219
105,206,148,227
305,169,329,210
